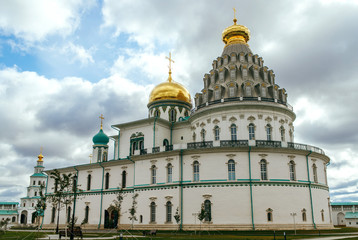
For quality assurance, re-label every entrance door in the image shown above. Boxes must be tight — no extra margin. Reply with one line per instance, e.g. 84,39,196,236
104,210,109,228
20,210,28,224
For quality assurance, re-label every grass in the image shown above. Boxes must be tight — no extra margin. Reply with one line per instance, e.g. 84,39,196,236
1,227,358,240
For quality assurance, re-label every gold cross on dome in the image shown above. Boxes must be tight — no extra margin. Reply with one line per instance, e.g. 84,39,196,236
99,114,104,129
40,147,43,154
233,7,238,24
89,154,93,164
166,52,175,82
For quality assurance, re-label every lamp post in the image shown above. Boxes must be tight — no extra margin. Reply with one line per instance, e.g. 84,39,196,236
290,212,297,235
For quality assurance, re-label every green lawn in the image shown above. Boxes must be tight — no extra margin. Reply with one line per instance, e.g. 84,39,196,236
1,227,358,240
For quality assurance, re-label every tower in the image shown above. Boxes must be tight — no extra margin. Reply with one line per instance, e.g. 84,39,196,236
92,114,109,162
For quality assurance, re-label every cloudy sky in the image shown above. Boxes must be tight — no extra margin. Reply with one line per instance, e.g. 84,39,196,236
0,0,357,203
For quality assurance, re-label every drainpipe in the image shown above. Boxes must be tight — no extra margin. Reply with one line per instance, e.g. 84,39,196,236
111,126,120,160
40,174,49,229
153,117,158,148
306,151,316,229
70,166,79,240
179,149,184,231
98,162,105,229
248,146,255,230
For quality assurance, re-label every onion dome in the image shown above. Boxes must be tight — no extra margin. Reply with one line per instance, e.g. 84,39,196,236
92,129,109,145
38,153,43,162
149,80,191,105
148,53,191,106
222,17,250,46
92,114,109,145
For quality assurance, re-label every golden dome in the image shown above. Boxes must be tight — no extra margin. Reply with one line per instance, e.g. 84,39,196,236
222,17,250,46
148,79,191,105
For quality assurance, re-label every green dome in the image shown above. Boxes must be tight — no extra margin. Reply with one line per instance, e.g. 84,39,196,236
92,129,109,145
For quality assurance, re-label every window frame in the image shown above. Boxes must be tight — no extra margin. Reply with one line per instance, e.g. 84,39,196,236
193,161,200,182
228,159,236,181
248,123,255,140
230,124,237,141
260,159,268,180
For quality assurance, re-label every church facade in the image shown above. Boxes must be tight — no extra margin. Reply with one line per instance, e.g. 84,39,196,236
42,16,333,230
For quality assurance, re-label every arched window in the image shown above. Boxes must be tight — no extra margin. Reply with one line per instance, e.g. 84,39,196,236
266,124,272,141
163,139,169,147
184,111,189,117
84,206,89,223
267,208,273,222
280,126,285,142
321,210,325,222
167,163,173,183
105,172,110,190
192,132,196,141
154,109,160,117
249,123,255,140
72,175,77,192
302,209,307,222
260,159,268,180
102,152,107,162
151,165,156,184
98,149,102,162
204,200,212,222
139,141,144,150
228,160,236,180
87,174,91,191
150,202,156,223
166,201,172,223
313,164,318,183
214,89,220,100
67,206,71,223
230,124,237,141
140,215,143,223
193,161,199,182
122,171,127,188
201,129,206,142
131,142,137,155
229,87,235,97
169,109,176,123
214,126,220,141
12,216,16,222
289,160,296,181
51,207,56,223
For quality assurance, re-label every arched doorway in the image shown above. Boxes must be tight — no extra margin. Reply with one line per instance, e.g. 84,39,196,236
20,210,28,224
104,208,119,229
337,212,345,226
32,211,37,224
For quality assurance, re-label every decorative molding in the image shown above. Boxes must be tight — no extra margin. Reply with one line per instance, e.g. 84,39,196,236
259,154,268,158
258,114,263,119
274,116,278,120
105,168,111,171
265,117,272,122
165,196,173,201
213,119,220,124
150,160,157,164
202,194,212,200
149,197,157,201
229,116,237,122
166,158,173,162
87,170,92,174
191,155,200,160
222,115,227,121
226,154,236,158
121,166,128,170
207,118,211,123
85,202,90,206
239,114,244,119
200,122,206,128
279,119,285,124
247,116,256,122
288,155,296,160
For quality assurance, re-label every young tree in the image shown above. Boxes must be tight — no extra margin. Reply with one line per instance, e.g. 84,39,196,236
174,207,181,231
47,169,77,234
110,187,126,229
0,218,10,232
34,184,47,228
197,203,206,232
128,193,138,229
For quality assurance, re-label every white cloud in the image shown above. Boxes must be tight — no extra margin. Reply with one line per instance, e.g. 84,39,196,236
0,0,95,42
62,42,95,66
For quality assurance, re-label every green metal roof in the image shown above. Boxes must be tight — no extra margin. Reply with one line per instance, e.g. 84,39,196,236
0,202,19,205
0,210,18,215
93,129,109,145
30,173,47,177
345,212,358,219
331,202,358,206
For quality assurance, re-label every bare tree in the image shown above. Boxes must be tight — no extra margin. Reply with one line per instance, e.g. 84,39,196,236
110,187,126,228
174,207,181,231
128,193,138,229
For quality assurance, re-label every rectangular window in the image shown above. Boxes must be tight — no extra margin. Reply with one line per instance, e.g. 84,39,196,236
214,127,220,141
230,70,235,80
231,126,237,141
167,167,172,183
219,71,224,81
245,86,251,96
261,87,266,97
215,89,220,100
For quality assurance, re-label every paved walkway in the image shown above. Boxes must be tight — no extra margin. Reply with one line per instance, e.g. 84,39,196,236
39,234,145,239
296,235,358,240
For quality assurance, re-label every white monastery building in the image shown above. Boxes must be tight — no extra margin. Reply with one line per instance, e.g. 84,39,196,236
42,16,333,230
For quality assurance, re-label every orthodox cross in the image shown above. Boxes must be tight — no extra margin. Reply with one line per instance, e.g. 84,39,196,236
99,114,104,129
233,7,237,24
166,52,175,82
89,154,93,164
40,147,43,154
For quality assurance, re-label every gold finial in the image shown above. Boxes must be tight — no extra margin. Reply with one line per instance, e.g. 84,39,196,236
38,147,44,162
89,154,93,164
165,52,175,82
99,114,104,129
233,8,237,25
